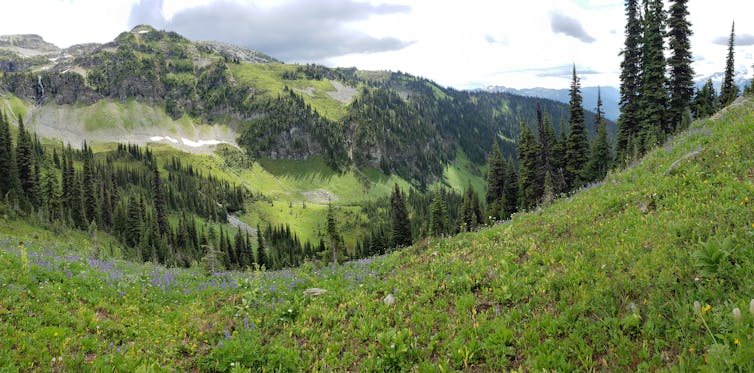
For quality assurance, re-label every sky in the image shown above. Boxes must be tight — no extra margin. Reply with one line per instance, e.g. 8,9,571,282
1,0,752,90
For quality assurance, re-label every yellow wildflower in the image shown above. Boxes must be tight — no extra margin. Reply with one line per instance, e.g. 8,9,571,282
734,338,741,346
702,304,711,314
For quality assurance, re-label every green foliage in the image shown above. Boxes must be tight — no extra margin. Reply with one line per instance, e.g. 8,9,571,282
720,22,739,107
616,0,643,162
0,97,753,370
638,0,669,150
692,79,719,119
565,67,590,190
667,0,695,132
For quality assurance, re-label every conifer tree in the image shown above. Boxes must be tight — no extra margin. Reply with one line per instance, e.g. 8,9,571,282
256,225,267,269
536,102,557,202
0,113,14,197
82,147,97,224
15,114,35,206
638,0,668,149
517,122,542,210
42,164,60,221
720,21,739,106
326,201,339,265
616,0,643,162
667,0,694,133
586,88,612,182
390,184,412,247
460,183,482,231
565,66,590,190
691,79,718,118
502,157,519,219
485,141,506,219
429,188,448,236
152,165,169,236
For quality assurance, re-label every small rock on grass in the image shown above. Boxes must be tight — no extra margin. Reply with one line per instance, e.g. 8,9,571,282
303,288,327,296
384,294,395,305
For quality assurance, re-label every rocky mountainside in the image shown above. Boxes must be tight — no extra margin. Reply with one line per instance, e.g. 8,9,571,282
0,25,613,185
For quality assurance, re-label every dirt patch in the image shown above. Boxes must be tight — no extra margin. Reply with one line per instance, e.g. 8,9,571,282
327,81,357,104
301,189,338,203
295,87,316,97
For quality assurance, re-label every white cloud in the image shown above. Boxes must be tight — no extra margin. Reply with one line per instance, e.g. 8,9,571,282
0,0,752,90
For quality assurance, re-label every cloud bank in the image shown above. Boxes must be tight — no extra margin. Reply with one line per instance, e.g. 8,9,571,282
129,0,413,61
549,12,596,43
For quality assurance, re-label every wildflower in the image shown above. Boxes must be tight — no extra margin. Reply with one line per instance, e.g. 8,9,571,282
693,301,702,314
733,308,742,321
734,338,741,346
702,304,711,314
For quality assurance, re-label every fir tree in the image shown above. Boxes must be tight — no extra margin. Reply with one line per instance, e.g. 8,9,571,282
502,157,519,219
390,184,412,247
638,0,668,149
0,113,17,197
326,201,339,265
15,114,35,206
484,141,506,219
429,188,448,236
616,0,643,162
517,122,542,210
460,183,482,231
586,88,612,182
691,79,718,118
42,164,60,221
536,102,557,202
257,225,270,268
82,147,97,224
720,21,739,106
667,0,695,133
152,165,169,236
565,66,590,190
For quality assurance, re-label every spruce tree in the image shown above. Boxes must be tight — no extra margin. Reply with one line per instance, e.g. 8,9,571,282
720,21,739,106
82,147,97,224
638,0,668,149
460,183,481,232
485,141,505,219
536,102,557,202
667,0,694,133
502,157,519,219
616,0,643,162
15,114,35,206
257,225,268,269
517,122,542,210
390,184,412,247
326,201,339,265
564,66,590,190
152,165,169,236
586,88,612,182
0,113,14,196
429,188,448,236
691,79,718,118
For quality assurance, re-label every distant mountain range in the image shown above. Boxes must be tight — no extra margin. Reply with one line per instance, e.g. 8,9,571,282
484,70,752,123
482,85,621,122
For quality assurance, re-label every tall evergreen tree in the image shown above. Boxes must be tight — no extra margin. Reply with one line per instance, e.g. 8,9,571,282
326,201,340,265
390,184,412,247
565,66,590,190
0,113,15,197
667,0,694,133
691,79,718,118
429,188,448,236
638,0,668,149
484,141,506,219
502,157,519,219
720,21,739,106
517,122,542,210
256,224,267,269
460,183,482,231
152,165,169,236
616,0,643,162
586,88,612,182
82,147,97,224
15,114,35,206
536,102,557,202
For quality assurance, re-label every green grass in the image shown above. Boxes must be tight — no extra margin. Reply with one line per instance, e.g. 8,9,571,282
440,149,486,195
2,98,753,371
230,63,352,120
0,94,30,119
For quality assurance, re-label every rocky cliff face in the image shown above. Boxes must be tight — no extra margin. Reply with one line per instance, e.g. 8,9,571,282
0,34,60,56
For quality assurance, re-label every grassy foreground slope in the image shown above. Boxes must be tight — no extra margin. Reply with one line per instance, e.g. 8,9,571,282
1,98,753,371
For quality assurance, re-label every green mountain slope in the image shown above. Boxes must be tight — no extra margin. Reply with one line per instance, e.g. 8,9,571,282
1,94,752,370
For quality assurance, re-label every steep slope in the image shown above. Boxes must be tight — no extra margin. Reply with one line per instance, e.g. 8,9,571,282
0,26,611,184
1,94,752,370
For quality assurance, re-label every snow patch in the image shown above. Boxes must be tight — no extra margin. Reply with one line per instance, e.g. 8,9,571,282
137,30,150,34
181,138,226,147
149,136,179,144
